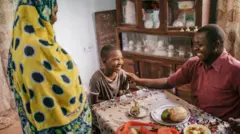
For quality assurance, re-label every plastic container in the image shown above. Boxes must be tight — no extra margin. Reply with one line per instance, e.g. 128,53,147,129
116,121,179,134
178,1,194,9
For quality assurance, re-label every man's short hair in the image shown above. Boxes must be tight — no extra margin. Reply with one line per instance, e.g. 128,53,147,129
197,24,225,45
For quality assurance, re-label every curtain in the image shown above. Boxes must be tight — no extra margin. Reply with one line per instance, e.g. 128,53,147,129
0,0,18,130
217,0,240,60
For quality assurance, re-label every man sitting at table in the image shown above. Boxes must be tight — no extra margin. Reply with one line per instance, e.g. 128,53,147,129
89,45,129,104
126,24,240,131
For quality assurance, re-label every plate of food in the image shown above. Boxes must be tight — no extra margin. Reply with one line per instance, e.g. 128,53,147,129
128,101,149,118
151,104,190,126
184,124,211,134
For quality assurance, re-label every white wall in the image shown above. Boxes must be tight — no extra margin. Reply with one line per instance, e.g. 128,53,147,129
93,0,116,12
54,0,116,85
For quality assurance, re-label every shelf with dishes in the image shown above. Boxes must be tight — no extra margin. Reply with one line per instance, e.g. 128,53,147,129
117,26,195,36
116,0,211,32
118,31,193,63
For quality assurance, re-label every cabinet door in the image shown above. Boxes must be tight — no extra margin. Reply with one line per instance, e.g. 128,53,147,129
167,0,211,31
116,0,138,27
175,64,196,105
123,58,139,75
138,0,166,31
139,61,172,79
139,61,176,94
122,58,139,90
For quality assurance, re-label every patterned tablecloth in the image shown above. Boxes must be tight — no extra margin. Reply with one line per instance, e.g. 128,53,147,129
92,89,233,134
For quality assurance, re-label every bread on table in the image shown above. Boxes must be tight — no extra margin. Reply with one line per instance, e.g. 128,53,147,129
161,106,188,123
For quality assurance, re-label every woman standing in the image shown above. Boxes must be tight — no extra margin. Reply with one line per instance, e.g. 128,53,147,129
8,0,91,133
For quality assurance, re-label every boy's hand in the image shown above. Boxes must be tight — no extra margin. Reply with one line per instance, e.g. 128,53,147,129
126,72,140,84
228,117,240,133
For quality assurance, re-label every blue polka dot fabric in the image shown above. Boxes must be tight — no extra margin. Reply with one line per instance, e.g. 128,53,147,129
7,0,91,133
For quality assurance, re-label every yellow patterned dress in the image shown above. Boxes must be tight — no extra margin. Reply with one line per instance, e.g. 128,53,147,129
7,0,91,133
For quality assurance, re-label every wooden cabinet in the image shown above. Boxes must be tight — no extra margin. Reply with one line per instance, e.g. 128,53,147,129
139,61,172,79
114,0,213,104
139,61,176,94
116,0,212,32
122,58,139,75
116,0,138,27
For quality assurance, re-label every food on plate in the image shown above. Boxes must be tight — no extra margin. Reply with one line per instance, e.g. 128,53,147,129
161,106,188,123
130,101,140,116
129,127,180,134
184,125,211,134
130,128,138,134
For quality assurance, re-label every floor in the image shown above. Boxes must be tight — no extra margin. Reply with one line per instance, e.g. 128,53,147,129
0,110,22,134
0,121,22,134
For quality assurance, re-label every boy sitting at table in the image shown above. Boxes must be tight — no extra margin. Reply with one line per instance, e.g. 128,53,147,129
89,45,129,104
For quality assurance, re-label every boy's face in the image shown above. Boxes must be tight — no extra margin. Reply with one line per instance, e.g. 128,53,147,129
104,50,124,72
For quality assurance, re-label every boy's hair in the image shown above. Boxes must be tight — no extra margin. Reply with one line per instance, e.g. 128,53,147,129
100,45,119,59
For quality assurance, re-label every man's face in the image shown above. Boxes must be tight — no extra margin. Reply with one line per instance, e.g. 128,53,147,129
104,50,124,72
193,32,214,61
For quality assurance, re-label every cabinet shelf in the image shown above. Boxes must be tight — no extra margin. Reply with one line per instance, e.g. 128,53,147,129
123,51,187,64
118,26,195,36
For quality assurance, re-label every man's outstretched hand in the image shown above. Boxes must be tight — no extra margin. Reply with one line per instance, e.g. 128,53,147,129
126,72,140,84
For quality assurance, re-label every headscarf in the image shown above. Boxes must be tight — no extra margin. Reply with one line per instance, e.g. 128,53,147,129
9,0,87,131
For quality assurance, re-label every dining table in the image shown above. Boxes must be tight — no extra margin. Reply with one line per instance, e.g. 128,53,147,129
91,88,234,134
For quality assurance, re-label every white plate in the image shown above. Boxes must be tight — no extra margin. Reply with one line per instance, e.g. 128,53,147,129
151,104,190,126
128,106,149,118
184,124,211,134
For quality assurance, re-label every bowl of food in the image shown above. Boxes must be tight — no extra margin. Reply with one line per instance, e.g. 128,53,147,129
151,104,190,125
184,124,211,134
